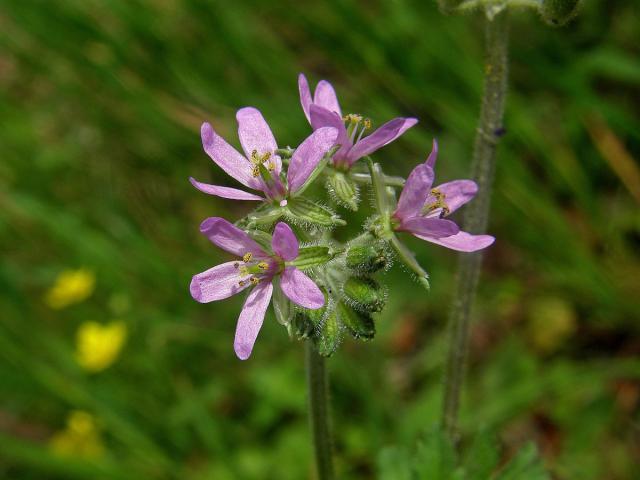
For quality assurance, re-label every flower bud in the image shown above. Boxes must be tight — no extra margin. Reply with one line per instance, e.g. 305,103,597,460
342,276,386,313
285,197,345,228
345,240,390,274
326,171,359,211
292,290,327,339
292,311,315,339
540,0,581,26
315,308,342,357
338,302,375,340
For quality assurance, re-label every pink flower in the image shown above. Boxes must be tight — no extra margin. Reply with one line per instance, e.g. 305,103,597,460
190,218,324,360
298,73,417,170
190,107,338,204
392,140,495,252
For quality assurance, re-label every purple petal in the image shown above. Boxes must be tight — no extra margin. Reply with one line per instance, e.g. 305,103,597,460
236,107,281,174
287,126,339,194
425,138,438,169
313,80,342,116
199,217,266,258
189,177,264,201
401,217,460,238
234,280,273,360
309,105,350,157
299,73,313,123
394,164,434,221
190,261,250,303
201,122,255,189
415,231,495,252
348,117,417,162
429,179,477,214
280,266,324,309
271,222,299,261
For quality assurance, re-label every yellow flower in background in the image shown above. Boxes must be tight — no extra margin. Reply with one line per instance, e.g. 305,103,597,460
45,268,96,309
49,410,105,458
527,297,577,353
75,321,127,372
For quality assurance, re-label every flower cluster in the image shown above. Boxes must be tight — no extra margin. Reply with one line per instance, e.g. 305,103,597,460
190,74,494,359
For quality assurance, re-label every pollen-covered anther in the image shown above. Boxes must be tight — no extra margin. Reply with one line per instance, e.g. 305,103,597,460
424,189,451,217
249,276,260,285
243,252,253,263
251,165,260,177
238,280,246,287
363,118,372,130
257,261,269,271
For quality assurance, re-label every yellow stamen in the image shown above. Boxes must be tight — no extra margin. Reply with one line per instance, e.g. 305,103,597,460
243,252,253,263
363,118,372,130
238,280,246,287
422,189,451,215
257,261,269,270
250,277,259,285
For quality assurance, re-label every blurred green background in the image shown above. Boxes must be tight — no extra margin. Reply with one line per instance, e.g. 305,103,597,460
1,0,639,478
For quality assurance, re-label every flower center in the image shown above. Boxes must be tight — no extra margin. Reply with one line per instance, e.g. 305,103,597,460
343,113,371,144
249,149,286,201
234,252,271,287
250,149,276,178
423,188,450,217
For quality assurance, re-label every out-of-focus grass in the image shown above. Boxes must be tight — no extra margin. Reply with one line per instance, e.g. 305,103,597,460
0,1,638,479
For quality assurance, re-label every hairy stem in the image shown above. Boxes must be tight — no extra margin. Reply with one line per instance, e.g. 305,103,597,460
306,342,335,480
442,10,509,442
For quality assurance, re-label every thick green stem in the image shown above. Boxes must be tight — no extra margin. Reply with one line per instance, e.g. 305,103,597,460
306,342,334,480
441,10,509,442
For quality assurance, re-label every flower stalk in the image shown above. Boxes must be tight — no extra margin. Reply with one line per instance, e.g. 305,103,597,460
442,9,509,441
306,342,335,480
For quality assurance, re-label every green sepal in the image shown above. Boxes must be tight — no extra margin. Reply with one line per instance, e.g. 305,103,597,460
271,278,293,329
290,246,333,270
247,229,274,253
243,204,285,228
338,302,375,340
540,0,581,26
284,197,345,228
326,171,359,211
342,276,386,313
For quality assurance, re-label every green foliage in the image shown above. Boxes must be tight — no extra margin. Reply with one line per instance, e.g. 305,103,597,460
378,429,550,480
0,0,638,478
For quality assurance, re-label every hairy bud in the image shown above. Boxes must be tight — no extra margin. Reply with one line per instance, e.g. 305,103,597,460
338,302,375,340
345,240,390,274
315,308,342,357
540,0,581,26
342,276,386,313
292,311,315,339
